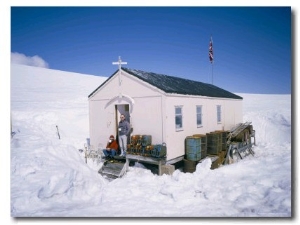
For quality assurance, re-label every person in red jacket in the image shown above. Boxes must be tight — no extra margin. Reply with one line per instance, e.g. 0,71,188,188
102,135,119,159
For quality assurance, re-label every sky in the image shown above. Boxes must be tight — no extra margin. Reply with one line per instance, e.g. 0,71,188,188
8,64,291,219
0,1,296,222
9,6,292,94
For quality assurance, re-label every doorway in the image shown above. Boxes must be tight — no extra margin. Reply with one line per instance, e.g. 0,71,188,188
115,104,131,147
115,104,130,124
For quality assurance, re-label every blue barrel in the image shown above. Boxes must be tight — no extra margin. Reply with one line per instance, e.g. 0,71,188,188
185,136,201,161
193,134,207,159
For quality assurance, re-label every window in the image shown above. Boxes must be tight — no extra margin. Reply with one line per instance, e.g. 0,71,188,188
196,105,202,127
217,105,222,123
175,106,183,130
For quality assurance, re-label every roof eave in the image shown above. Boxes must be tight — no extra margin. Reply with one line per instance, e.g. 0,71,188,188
88,69,119,98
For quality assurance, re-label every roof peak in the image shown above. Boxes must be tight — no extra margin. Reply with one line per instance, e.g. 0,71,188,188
89,67,242,100
121,67,242,99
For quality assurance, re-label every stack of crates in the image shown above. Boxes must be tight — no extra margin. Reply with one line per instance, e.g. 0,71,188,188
128,135,166,158
218,130,229,165
206,131,221,169
128,135,140,155
215,130,229,150
144,145,154,157
129,135,153,156
207,130,229,166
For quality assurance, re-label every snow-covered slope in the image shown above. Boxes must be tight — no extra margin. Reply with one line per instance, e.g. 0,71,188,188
11,64,107,147
10,64,291,217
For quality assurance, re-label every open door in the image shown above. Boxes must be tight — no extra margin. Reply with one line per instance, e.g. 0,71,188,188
115,104,130,124
115,104,131,151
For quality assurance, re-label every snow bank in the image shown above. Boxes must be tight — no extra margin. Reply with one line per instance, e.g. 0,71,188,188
10,64,291,217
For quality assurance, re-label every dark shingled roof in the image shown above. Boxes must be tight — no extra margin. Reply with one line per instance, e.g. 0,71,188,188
88,67,242,100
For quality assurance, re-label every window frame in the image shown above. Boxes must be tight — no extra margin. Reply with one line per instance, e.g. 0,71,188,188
217,105,222,123
196,105,203,128
175,106,183,131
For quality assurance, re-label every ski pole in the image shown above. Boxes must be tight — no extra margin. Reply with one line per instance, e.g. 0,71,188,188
56,125,60,139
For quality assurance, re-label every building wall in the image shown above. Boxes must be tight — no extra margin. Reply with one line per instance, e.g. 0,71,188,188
164,94,243,160
129,96,164,144
89,71,165,150
89,70,243,161
89,99,115,150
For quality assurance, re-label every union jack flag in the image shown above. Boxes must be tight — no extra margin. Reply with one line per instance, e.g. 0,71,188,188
209,36,213,63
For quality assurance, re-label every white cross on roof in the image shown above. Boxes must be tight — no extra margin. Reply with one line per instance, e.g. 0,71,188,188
112,56,127,85
112,56,127,70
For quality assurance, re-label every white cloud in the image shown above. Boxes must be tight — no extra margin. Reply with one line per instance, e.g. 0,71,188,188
11,52,49,68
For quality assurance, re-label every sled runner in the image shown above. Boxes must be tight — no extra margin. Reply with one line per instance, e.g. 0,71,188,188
224,122,256,164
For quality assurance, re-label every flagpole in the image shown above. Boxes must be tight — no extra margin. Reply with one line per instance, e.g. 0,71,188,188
209,35,214,84
208,64,210,83
212,62,213,84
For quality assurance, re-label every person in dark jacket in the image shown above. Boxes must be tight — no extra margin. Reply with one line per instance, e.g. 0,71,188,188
118,114,130,156
102,135,118,159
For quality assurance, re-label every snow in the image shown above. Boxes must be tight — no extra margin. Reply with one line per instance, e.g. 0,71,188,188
9,63,291,218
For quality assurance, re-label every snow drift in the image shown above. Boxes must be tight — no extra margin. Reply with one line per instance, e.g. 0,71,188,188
10,64,291,217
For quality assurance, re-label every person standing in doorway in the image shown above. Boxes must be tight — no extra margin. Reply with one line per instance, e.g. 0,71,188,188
118,114,130,157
